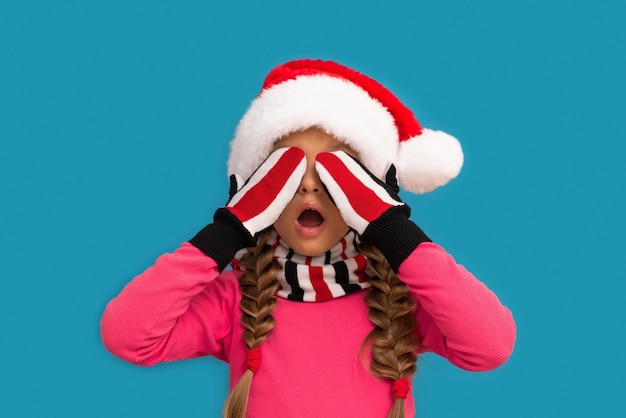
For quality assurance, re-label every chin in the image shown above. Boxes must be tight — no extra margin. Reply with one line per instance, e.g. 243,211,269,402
274,210,349,256
275,230,345,257
288,240,332,257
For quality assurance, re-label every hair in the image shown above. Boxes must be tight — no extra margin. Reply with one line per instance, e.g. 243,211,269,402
358,242,420,418
223,231,281,418
223,235,420,418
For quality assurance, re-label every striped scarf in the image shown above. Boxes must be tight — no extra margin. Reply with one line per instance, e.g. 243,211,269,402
267,230,373,302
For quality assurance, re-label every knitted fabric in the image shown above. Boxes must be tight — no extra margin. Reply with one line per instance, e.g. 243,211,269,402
267,230,373,302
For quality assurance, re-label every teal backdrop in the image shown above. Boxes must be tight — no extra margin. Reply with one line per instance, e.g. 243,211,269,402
1,0,625,416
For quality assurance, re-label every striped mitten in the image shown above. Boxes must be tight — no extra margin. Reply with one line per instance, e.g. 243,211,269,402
191,147,306,270
315,151,430,271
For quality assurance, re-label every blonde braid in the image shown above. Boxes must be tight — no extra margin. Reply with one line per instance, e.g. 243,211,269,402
359,243,420,418
223,232,280,418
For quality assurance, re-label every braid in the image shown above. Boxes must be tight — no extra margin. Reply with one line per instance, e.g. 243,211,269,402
223,231,280,418
238,235,281,349
359,242,420,418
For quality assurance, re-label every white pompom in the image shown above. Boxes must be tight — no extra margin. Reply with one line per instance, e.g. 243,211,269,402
395,128,464,194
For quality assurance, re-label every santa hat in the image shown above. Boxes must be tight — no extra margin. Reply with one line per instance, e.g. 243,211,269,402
228,59,463,194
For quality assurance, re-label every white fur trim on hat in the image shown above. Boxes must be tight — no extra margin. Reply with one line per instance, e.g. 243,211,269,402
228,74,399,183
228,59,465,194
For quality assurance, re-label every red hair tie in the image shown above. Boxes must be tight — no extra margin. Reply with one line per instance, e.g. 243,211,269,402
392,377,409,399
245,347,262,374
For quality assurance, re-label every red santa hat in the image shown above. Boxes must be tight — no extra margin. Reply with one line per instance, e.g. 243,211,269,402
228,59,463,194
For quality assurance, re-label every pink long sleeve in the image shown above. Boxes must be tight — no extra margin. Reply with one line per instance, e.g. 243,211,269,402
399,242,516,371
101,240,515,417
100,243,239,366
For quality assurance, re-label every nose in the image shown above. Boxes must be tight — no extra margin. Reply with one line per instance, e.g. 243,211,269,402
299,157,322,194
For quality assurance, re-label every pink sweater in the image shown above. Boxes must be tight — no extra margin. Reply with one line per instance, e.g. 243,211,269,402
101,242,516,417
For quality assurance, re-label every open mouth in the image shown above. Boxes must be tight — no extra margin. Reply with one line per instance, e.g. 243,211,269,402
297,208,324,228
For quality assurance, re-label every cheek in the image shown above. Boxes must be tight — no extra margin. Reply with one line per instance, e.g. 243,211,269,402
273,200,296,233
273,209,289,232
322,196,347,226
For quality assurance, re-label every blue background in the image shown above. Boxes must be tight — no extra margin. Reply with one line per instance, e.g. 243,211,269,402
1,0,625,416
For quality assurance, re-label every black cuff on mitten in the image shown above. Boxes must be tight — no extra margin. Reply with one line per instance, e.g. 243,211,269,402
361,207,431,272
189,208,256,271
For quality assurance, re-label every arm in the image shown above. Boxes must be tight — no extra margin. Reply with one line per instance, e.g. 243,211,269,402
315,151,516,371
399,243,516,371
102,147,306,366
100,243,238,366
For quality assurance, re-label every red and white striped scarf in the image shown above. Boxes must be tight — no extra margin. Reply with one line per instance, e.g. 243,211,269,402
267,230,373,302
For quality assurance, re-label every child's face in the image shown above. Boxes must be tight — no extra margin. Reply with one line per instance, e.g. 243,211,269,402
272,128,357,256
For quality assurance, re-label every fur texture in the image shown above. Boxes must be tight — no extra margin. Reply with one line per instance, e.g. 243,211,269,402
228,62,465,194
229,74,398,183
396,129,464,193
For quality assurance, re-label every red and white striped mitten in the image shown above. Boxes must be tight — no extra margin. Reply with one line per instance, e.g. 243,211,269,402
315,151,430,271
191,147,306,270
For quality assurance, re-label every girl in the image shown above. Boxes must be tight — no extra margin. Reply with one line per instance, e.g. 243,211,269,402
101,59,516,418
